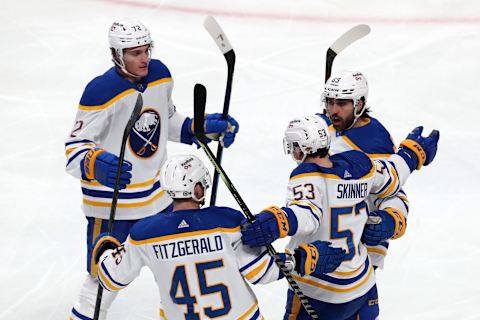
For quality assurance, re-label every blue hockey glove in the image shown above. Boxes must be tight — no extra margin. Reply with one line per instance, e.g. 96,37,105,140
183,113,239,148
81,148,132,189
241,206,298,247
91,232,122,265
294,241,346,276
362,208,406,246
397,126,440,171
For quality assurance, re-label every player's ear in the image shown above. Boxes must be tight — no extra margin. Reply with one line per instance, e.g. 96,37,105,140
194,183,204,201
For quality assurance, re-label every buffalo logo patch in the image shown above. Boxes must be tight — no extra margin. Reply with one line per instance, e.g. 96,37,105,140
129,109,161,158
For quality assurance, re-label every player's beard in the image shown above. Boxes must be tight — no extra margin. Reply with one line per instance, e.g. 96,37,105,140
331,113,355,131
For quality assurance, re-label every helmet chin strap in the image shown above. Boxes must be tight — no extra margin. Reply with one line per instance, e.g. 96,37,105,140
113,59,144,81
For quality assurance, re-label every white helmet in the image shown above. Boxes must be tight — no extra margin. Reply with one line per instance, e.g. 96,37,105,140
323,71,368,129
283,115,331,163
160,155,211,203
108,19,153,75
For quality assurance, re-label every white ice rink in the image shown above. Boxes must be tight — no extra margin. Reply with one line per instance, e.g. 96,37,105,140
1,0,479,319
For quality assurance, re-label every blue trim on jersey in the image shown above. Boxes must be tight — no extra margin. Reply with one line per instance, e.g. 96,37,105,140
66,148,89,167
100,261,129,287
130,206,244,241
65,139,93,147
239,250,269,273
313,258,370,285
72,307,93,320
81,181,161,199
292,204,321,222
379,241,389,249
249,308,261,320
334,117,395,155
290,150,372,180
80,59,171,107
252,257,275,285
97,270,111,292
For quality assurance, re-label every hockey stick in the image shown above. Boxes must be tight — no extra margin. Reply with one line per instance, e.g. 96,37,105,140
93,93,143,320
325,24,371,83
203,16,236,206
193,84,320,320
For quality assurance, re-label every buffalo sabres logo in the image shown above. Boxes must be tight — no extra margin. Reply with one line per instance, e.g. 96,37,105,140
129,109,161,158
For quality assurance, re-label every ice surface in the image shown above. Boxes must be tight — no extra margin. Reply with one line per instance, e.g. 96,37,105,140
1,0,479,318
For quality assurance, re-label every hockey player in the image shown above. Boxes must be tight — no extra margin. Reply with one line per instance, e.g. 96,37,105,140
241,115,439,319
93,155,346,319
320,70,417,316
65,19,239,320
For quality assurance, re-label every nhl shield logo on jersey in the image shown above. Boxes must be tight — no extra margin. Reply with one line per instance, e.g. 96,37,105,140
129,109,161,158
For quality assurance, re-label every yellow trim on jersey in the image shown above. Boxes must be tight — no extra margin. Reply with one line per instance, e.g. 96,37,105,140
159,308,167,319
398,194,409,203
129,226,241,245
290,172,342,181
147,77,173,88
341,135,393,159
288,200,320,214
78,89,137,111
98,267,122,291
290,163,375,182
81,171,160,189
378,166,399,198
65,147,75,156
245,259,268,281
293,263,374,292
367,247,387,256
83,190,166,208
90,218,102,277
238,301,259,320
288,294,301,320
332,263,364,277
77,77,172,111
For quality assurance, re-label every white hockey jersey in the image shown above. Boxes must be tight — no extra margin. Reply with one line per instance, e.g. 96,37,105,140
98,206,282,319
285,150,411,304
327,116,410,268
65,60,188,220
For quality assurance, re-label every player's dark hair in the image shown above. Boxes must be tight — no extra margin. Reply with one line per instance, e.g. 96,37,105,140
310,147,329,158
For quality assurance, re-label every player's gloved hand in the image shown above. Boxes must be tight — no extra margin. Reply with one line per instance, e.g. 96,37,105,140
184,113,240,148
241,206,298,247
81,148,132,189
362,210,396,246
294,241,346,276
362,208,406,246
397,126,440,171
92,232,122,265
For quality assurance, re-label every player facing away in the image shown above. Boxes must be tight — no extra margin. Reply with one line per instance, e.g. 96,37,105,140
92,155,345,319
64,19,239,320
319,71,416,316
241,115,439,319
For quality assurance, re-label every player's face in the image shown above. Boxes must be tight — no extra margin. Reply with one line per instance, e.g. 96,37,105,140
123,44,151,78
326,98,355,131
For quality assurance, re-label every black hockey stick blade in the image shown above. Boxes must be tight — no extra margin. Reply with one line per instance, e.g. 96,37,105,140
193,84,319,319
204,16,236,206
93,93,143,320
325,24,371,83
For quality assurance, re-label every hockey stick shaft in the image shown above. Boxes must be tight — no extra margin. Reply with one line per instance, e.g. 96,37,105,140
93,94,143,320
325,24,371,83
204,16,236,206
193,84,319,319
